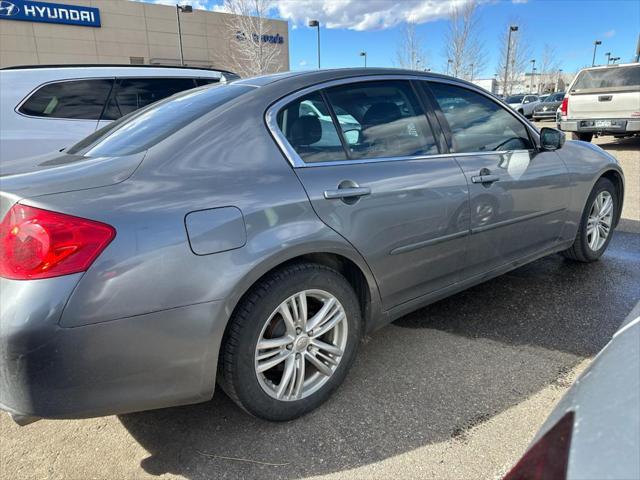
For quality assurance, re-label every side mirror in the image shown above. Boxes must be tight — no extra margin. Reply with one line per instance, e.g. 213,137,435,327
539,127,565,151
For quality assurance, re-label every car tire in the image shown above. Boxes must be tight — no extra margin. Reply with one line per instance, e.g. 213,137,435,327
562,177,617,263
576,132,593,142
218,262,361,421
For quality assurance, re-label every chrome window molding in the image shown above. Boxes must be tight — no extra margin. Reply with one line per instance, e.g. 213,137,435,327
264,74,540,169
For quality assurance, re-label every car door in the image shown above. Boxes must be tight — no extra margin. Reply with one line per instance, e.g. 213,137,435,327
425,81,570,277
12,78,114,158
272,79,470,309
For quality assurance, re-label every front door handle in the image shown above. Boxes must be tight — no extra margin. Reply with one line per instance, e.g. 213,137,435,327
471,174,499,185
324,186,371,199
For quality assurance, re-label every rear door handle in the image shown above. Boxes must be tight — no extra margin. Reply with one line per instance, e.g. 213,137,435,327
323,186,371,199
471,174,499,184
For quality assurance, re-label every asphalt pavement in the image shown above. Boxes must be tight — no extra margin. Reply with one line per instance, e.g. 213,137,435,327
1,131,638,480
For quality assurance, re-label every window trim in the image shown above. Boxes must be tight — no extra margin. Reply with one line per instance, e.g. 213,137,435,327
15,77,116,122
265,74,541,168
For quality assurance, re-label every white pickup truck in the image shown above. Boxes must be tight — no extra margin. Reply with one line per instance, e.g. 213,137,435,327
558,63,640,142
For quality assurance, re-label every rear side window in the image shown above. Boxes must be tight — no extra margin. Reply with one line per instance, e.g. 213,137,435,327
19,79,113,120
277,92,347,163
429,82,533,153
102,77,198,120
572,65,640,92
68,84,253,157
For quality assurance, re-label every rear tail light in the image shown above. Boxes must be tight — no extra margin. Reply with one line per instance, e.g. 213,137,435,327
0,204,115,280
503,411,574,480
560,97,568,117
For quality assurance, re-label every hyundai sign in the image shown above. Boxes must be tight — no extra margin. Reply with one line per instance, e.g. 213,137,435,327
0,0,100,27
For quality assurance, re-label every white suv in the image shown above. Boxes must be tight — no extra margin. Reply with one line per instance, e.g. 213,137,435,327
0,65,238,167
558,63,640,142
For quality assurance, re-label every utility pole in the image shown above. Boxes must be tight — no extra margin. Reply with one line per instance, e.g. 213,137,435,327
359,51,367,67
592,39,602,66
503,25,518,96
530,59,536,93
176,4,193,66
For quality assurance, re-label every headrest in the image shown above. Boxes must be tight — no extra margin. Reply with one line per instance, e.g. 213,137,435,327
362,102,402,126
289,115,322,147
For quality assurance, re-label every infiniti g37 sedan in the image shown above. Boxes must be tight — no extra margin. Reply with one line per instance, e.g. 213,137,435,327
0,69,624,425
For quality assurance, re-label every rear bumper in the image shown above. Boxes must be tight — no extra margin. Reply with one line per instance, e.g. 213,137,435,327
0,276,226,421
559,118,640,134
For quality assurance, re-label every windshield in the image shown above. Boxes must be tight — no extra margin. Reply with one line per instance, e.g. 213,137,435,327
68,83,253,157
545,93,565,102
572,65,640,91
506,95,524,103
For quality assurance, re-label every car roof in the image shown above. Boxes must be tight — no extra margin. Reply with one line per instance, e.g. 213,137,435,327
1,64,236,75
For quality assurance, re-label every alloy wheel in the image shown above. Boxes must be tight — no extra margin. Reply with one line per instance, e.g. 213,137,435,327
586,191,613,251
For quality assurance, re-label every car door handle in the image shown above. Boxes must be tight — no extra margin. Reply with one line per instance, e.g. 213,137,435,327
323,186,371,199
471,174,499,184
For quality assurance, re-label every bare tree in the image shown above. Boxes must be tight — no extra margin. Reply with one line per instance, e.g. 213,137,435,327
443,1,486,79
496,20,530,96
395,23,427,70
221,0,282,78
538,44,561,93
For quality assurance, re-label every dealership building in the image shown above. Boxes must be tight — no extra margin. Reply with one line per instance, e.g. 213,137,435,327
0,0,289,74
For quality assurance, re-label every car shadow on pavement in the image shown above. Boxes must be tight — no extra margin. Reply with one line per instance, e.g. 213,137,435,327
119,232,639,480
594,135,640,152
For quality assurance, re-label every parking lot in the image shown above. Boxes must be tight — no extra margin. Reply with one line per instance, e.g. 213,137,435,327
1,129,638,480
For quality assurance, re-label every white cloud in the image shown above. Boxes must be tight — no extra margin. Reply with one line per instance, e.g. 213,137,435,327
511,0,528,4
276,0,473,31
299,59,308,66
603,29,616,38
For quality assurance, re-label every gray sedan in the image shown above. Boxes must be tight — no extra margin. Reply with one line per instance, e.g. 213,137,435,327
0,69,625,424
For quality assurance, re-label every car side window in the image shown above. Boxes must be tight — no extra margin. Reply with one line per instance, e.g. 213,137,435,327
277,91,348,163
323,80,438,159
428,82,533,153
18,79,113,120
102,77,198,120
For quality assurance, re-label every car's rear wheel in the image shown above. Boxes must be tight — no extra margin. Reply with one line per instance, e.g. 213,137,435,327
562,177,617,262
576,132,593,142
218,263,361,421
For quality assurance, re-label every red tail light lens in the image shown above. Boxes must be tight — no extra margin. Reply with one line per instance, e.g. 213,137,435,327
0,204,115,280
503,411,574,480
560,97,568,116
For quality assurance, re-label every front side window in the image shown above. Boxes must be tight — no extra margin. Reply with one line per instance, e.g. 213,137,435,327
277,92,347,163
323,80,437,159
102,77,198,120
19,79,113,120
429,82,533,153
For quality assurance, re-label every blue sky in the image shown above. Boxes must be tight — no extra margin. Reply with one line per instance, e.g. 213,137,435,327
147,0,640,77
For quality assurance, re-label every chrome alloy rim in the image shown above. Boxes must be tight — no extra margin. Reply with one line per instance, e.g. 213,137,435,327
254,289,348,401
587,191,613,251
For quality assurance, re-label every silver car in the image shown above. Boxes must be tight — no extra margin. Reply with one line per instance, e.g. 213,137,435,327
0,69,625,425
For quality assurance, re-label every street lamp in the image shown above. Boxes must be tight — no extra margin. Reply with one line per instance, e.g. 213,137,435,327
530,59,536,93
611,56,620,64
592,39,602,66
470,63,474,81
556,68,563,92
605,52,611,65
359,51,367,67
446,58,452,75
503,25,518,95
176,4,192,66
308,20,320,69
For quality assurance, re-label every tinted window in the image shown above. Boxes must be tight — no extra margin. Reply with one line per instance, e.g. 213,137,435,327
102,77,198,120
277,92,347,163
429,82,533,153
68,84,252,157
324,80,437,159
195,78,220,86
19,79,113,120
572,65,640,91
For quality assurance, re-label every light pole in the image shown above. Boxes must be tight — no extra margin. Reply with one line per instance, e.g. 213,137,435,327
556,68,563,92
611,56,620,64
605,52,611,65
503,25,518,96
176,4,192,66
592,40,602,66
446,58,452,75
470,63,474,81
359,51,367,67
530,59,536,93
308,20,320,69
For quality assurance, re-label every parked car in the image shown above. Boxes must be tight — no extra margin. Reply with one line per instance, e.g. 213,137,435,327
506,94,540,118
538,94,550,103
0,64,238,168
504,309,639,480
0,69,624,425
558,63,640,142
533,92,566,120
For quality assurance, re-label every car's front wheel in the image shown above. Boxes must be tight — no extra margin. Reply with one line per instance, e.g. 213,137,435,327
562,177,617,262
218,263,361,421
